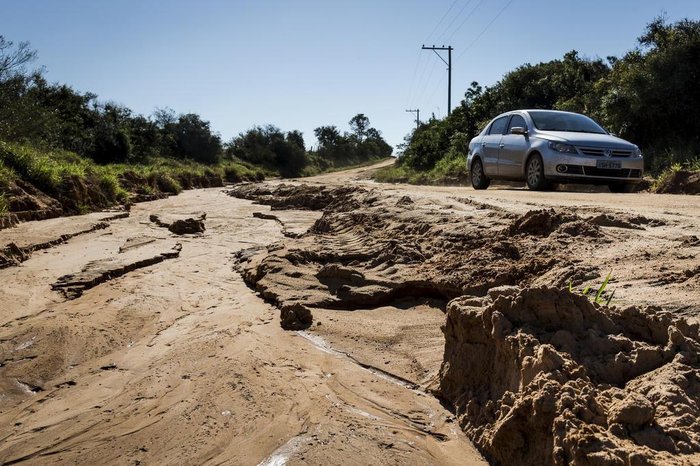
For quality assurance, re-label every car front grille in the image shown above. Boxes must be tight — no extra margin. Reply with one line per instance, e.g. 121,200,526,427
582,167,641,178
578,147,633,157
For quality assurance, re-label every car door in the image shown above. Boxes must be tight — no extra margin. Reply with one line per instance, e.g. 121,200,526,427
498,114,529,179
480,115,510,177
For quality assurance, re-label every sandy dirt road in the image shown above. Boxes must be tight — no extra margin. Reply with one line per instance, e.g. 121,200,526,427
0,179,483,465
1,160,699,465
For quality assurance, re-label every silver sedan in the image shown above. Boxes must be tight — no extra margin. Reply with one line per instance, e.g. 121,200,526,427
466,110,644,192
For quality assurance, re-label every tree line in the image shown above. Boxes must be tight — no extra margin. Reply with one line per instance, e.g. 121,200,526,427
400,17,700,174
0,37,392,177
226,114,392,177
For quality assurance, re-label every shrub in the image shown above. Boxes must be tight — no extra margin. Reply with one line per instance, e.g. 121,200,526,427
92,125,132,163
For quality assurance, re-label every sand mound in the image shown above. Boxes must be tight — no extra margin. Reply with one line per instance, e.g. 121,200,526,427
507,209,601,238
280,303,313,330
679,235,700,248
149,213,206,235
228,183,367,211
655,170,700,195
439,286,700,465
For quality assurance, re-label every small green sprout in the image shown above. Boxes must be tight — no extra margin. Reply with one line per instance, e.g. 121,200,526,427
567,271,615,306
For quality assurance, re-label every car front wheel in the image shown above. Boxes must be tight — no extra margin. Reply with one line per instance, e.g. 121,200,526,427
471,159,490,190
526,154,550,191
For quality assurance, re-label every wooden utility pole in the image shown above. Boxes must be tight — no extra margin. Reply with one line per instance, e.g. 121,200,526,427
405,109,420,129
421,45,453,115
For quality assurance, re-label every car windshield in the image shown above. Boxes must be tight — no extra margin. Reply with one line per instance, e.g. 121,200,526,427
529,111,607,134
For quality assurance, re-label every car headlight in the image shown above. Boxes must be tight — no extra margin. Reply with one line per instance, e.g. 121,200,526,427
548,141,578,154
633,148,643,158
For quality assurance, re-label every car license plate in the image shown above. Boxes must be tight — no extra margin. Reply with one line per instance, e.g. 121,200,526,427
596,160,621,169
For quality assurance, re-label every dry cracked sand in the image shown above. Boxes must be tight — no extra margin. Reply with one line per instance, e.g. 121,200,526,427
1,161,700,465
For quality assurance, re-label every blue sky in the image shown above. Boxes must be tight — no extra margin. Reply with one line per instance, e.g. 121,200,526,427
2,0,699,149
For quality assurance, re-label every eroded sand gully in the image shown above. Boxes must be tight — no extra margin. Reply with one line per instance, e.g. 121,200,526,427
0,187,483,465
1,162,700,465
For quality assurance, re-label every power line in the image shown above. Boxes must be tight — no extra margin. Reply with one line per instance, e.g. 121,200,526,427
411,0,461,107
406,48,423,107
445,0,487,43
419,60,444,109
457,0,516,61
423,0,460,44
425,74,445,108
412,52,439,107
436,0,475,44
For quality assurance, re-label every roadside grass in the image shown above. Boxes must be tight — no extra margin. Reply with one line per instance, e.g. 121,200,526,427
0,140,267,214
0,159,15,215
652,156,700,192
0,141,85,194
374,156,468,185
0,159,16,189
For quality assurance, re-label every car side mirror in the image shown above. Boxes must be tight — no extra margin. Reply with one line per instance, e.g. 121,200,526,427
510,126,527,136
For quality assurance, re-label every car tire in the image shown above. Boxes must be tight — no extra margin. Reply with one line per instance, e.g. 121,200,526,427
526,154,550,191
471,158,490,190
608,183,634,193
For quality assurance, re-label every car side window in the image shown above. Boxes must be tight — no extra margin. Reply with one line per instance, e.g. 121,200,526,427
488,116,510,135
507,115,527,132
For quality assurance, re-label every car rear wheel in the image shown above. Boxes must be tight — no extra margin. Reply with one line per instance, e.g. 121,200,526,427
526,154,550,191
471,159,490,190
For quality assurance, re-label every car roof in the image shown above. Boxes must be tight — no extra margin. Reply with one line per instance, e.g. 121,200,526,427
520,109,579,115
490,109,582,121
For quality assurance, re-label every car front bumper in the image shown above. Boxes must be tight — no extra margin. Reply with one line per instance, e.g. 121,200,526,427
542,152,644,182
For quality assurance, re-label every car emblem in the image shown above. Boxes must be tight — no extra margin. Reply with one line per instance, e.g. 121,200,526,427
604,149,612,157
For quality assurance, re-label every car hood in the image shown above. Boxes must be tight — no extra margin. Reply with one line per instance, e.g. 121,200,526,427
535,130,636,149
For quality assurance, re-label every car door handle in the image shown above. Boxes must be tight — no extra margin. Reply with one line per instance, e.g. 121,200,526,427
499,143,505,148
481,142,486,147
